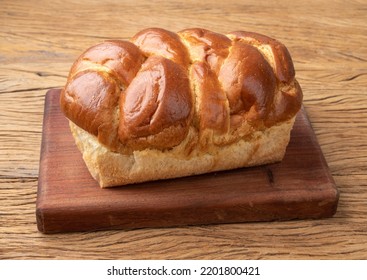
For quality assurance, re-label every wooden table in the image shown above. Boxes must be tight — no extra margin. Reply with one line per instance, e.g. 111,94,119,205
1,0,366,259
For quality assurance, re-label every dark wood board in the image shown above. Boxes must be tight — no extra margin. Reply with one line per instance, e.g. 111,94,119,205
36,89,339,233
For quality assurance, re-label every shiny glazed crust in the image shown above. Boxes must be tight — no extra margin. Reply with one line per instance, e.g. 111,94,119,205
60,28,303,187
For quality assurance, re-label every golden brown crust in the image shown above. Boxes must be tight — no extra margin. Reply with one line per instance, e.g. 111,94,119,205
190,61,229,137
118,56,193,150
132,28,190,67
69,40,145,87
218,41,276,121
178,28,231,74
60,70,121,150
60,28,303,187
228,31,296,83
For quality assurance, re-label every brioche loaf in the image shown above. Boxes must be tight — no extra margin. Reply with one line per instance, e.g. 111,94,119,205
60,28,303,187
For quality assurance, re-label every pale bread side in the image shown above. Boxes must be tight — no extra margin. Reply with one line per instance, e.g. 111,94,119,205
70,117,295,188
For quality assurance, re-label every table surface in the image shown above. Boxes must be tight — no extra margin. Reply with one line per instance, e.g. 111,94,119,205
1,0,366,259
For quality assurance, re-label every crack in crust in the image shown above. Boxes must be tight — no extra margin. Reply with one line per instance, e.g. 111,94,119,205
60,28,303,154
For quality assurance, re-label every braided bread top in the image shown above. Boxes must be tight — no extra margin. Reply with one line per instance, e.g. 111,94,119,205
60,28,302,153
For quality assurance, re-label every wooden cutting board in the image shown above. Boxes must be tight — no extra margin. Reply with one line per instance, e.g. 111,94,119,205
36,89,339,233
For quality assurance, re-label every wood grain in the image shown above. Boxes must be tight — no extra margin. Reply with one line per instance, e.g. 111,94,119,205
0,0,366,259
36,90,338,233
